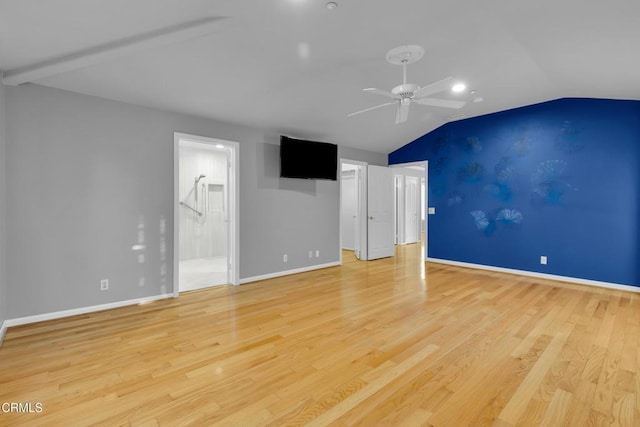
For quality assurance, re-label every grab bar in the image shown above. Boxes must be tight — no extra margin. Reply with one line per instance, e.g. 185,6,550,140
179,201,203,216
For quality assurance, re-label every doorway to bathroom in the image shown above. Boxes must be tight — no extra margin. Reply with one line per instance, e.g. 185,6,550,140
173,133,239,295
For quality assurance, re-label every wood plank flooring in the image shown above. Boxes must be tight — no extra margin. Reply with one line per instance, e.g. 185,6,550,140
1,244,639,426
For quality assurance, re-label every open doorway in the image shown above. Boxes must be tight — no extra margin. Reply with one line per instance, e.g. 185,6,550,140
339,159,368,262
391,162,428,261
340,160,396,262
173,133,239,295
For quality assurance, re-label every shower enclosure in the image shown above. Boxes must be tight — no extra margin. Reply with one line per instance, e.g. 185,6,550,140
178,140,229,292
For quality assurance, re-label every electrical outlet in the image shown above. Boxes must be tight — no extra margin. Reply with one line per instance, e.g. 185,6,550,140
308,251,313,258
315,250,320,258
100,279,109,291
428,207,436,215
283,254,288,263
540,256,547,265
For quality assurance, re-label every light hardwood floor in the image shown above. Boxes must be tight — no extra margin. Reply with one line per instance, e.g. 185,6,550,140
1,244,639,426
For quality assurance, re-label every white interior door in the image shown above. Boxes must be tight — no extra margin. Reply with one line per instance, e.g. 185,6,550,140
394,176,402,244
421,178,426,234
405,176,420,244
367,165,394,260
354,166,363,259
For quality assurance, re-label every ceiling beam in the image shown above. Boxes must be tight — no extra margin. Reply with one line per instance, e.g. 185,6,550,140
2,16,228,86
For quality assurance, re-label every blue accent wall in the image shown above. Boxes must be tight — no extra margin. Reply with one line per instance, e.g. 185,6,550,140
389,98,640,287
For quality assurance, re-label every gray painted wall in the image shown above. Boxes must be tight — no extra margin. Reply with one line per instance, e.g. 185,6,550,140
5,84,386,319
238,137,386,279
0,78,7,327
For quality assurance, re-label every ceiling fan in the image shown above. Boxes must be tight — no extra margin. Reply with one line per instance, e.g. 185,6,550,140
348,45,466,124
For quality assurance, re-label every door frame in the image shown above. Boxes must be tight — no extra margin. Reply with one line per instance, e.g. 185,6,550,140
404,175,421,244
393,174,422,245
173,132,240,297
339,159,368,262
390,161,428,261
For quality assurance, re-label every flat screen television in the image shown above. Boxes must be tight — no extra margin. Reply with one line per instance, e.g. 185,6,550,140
280,136,337,180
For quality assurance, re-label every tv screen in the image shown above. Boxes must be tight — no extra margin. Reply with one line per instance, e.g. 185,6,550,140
280,136,337,180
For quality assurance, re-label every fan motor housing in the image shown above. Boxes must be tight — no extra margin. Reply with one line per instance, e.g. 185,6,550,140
392,83,419,98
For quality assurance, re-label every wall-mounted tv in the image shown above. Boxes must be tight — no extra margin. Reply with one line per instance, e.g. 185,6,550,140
280,136,337,180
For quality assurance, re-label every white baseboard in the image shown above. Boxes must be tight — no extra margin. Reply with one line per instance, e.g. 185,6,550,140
427,258,640,294
240,261,341,285
4,293,175,328
0,320,7,347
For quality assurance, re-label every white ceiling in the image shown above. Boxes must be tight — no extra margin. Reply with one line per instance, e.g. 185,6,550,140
1,0,639,154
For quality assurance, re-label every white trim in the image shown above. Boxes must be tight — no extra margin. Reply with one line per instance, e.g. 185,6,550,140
239,262,341,285
0,320,7,347
173,134,179,296
230,138,240,286
427,258,640,293
4,294,174,328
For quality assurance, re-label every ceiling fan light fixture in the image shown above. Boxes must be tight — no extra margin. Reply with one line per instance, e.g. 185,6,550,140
452,83,467,93
349,46,466,123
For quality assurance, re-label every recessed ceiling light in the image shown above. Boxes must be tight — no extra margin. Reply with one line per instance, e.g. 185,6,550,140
452,83,466,93
326,2,338,10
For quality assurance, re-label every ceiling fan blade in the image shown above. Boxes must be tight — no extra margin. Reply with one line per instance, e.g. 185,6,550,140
363,88,395,99
414,97,466,109
395,102,410,124
413,76,455,98
348,101,397,117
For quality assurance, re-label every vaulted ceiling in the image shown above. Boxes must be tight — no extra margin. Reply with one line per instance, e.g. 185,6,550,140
1,0,638,153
